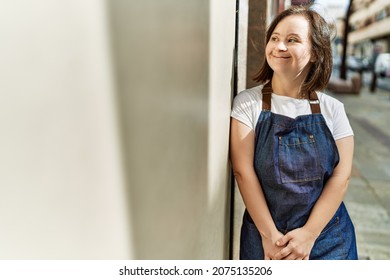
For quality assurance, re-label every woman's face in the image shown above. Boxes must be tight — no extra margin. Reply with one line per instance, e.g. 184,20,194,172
266,14,314,80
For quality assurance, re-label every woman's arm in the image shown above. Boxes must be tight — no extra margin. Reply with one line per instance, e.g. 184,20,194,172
230,118,284,259
274,135,354,260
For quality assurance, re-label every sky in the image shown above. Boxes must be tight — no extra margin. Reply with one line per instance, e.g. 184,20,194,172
320,0,347,3
315,0,348,7
313,0,349,20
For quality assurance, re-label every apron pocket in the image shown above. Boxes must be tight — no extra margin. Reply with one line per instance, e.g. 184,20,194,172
278,133,321,183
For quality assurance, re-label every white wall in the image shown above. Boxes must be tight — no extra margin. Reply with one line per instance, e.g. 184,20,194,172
0,0,236,259
0,0,132,259
108,0,236,259
206,0,237,259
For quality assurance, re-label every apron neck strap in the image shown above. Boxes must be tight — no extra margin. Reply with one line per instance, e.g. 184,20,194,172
308,90,321,114
261,82,272,111
261,82,321,114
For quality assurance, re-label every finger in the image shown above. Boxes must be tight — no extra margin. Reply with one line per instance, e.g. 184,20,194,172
276,233,292,247
282,253,296,260
273,247,291,260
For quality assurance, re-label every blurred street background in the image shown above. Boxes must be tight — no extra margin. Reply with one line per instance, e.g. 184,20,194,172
325,0,390,259
329,82,390,260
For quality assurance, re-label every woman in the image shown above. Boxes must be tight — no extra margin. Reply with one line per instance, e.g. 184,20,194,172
230,5,358,260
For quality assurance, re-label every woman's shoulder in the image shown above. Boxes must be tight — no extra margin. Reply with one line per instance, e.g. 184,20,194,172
231,85,264,131
317,91,345,110
234,85,263,103
317,91,349,130
316,91,353,140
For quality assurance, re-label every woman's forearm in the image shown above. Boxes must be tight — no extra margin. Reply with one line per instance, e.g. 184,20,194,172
234,169,279,239
230,118,279,239
303,136,354,238
303,174,349,238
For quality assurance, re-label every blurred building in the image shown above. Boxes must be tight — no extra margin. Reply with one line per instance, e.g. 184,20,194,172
349,0,390,59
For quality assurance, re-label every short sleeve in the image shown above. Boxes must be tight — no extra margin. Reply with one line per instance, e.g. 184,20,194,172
332,103,354,140
230,89,260,131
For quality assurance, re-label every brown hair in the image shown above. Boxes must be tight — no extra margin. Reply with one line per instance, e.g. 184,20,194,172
254,5,335,95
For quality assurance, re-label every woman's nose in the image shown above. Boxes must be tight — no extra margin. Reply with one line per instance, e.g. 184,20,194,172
277,42,287,51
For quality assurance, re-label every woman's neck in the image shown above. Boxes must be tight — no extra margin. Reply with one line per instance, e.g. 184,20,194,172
271,75,305,99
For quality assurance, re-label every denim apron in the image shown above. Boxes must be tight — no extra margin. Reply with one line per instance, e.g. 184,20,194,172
240,82,358,260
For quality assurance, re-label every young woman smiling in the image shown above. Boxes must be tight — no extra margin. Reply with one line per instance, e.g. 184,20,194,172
230,5,358,260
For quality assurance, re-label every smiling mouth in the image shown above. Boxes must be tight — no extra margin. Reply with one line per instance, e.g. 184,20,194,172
273,55,290,59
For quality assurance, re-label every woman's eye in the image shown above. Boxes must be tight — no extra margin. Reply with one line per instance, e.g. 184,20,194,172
288,38,298,43
270,37,278,42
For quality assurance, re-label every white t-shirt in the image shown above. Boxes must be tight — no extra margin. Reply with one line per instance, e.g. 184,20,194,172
231,85,353,141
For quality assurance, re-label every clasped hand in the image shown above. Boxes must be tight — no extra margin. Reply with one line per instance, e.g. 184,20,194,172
263,227,316,260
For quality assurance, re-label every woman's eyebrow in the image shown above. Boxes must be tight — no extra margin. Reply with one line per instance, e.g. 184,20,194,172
271,32,302,38
287,33,302,37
